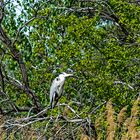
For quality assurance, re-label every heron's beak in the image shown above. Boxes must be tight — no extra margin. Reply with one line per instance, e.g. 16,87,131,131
65,73,73,77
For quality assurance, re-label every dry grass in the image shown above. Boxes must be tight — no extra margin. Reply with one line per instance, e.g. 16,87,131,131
80,134,90,140
95,97,140,140
0,97,139,140
106,100,116,140
121,97,140,140
117,106,127,126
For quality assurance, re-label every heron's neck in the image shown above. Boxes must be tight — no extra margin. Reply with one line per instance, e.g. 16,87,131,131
59,75,65,81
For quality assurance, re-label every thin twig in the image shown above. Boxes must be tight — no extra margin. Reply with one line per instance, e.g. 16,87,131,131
59,103,80,118
90,101,107,114
114,81,134,90
12,17,36,46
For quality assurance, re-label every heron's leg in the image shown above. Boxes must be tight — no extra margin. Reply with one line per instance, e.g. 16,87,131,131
50,108,53,120
55,102,60,122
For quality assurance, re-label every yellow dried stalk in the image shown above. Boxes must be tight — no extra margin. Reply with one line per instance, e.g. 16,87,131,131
80,134,90,140
106,101,116,140
95,113,106,140
97,135,101,140
121,135,128,140
131,98,139,120
121,97,140,140
129,97,140,140
131,119,140,140
117,106,127,126
95,117,101,140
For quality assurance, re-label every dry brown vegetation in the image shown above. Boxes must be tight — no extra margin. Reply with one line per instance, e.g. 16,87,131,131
0,97,139,140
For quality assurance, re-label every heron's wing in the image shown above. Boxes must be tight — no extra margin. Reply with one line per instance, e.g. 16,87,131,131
50,87,61,108
50,79,61,108
50,91,59,108
50,78,65,108
57,81,64,96
50,80,57,103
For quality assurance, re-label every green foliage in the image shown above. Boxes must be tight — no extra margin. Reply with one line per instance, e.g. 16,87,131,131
0,0,140,139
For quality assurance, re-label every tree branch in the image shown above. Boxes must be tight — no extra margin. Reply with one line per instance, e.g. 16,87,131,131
0,0,4,23
0,2,41,111
12,16,36,46
0,67,4,92
0,91,19,113
0,25,29,87
114,81,134,90
4,75,41,112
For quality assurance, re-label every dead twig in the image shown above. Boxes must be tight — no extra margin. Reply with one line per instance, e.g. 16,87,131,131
114,81,134,90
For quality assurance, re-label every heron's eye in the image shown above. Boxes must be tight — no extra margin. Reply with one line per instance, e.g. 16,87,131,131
56,77,60,81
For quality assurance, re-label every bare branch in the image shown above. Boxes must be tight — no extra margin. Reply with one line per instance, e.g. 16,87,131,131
114,81,134,90
89,101,107,114
0,2,41,110
12,16,36,46
0,29,40,111
4,117,50,128
0,67,4,92
13,14,50,45
0,25,29,87
0,0,4,23
0,91,19,113
60,103,80,118
63,117,85,123
4,75,41,111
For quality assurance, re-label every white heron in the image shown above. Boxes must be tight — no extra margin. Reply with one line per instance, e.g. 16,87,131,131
50,72,73,108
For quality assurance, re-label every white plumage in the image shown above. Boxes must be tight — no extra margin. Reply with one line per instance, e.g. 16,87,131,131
50,72,73,108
